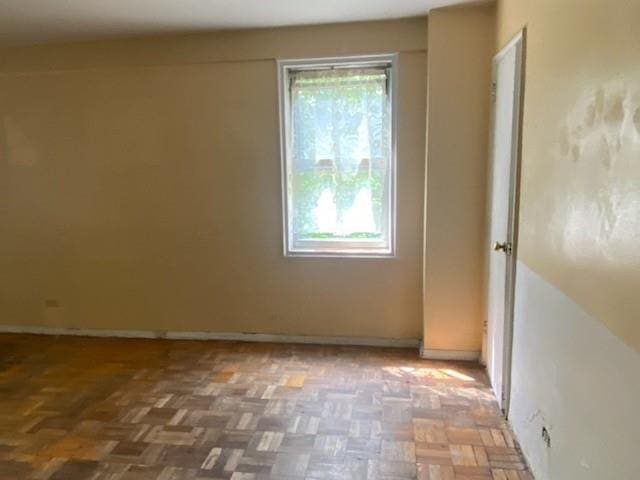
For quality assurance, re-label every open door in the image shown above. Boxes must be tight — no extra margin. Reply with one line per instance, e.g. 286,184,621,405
485,30,525,415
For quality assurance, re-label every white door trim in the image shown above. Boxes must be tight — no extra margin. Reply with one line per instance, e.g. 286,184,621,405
487,29,526,417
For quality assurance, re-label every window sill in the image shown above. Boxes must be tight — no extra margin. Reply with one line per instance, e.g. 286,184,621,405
285,249,396,259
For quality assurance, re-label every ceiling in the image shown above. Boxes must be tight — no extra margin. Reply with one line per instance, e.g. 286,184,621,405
0,0,475,47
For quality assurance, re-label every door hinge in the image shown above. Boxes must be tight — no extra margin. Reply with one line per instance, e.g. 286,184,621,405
491,82,497,102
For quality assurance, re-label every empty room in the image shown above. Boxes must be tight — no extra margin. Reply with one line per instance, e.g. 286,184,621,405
0,1,638,479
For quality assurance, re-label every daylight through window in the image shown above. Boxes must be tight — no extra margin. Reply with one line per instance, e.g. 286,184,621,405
279,56,396,256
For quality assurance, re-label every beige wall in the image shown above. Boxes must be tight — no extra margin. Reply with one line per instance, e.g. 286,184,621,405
496,1,640,478
423,3,496,353
497,0,640,352
0,19,428,339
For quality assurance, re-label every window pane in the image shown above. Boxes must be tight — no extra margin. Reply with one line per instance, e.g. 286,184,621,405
289,67,391,247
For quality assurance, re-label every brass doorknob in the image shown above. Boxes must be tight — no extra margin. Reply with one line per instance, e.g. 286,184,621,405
493,241,512,254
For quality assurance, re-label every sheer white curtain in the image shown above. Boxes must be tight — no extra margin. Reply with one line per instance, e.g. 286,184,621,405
289,67,390,241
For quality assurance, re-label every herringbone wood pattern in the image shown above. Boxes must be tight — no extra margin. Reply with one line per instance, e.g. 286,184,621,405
0,334,532,479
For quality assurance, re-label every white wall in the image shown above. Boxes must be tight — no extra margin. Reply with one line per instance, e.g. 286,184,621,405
511,262,640,479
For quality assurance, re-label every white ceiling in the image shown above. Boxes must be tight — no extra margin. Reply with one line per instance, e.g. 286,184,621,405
0,0,475,47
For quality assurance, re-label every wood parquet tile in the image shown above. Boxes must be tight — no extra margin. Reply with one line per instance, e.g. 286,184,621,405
0,334,533,479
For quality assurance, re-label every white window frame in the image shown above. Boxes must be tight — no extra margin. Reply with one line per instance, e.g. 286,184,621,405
277,54,398,258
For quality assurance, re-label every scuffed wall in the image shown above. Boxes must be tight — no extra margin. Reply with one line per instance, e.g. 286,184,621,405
497,0,640,352
496,1,640,478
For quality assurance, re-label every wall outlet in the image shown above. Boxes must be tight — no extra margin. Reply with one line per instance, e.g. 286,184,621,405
541,426,551,448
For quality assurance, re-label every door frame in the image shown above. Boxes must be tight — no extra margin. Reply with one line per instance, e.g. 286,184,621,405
486,29,526,417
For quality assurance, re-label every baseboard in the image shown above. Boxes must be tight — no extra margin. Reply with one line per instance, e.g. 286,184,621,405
419,342,480,361
0,324,157,339
168,330,420,348
0,324,420,349
0,326,480,360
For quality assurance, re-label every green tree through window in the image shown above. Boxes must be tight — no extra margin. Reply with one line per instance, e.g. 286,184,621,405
290,68,390,242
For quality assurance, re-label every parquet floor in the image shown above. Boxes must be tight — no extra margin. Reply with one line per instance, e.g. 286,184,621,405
0,334,532,480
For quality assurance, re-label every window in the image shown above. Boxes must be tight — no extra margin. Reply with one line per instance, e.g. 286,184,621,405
278,55,397,257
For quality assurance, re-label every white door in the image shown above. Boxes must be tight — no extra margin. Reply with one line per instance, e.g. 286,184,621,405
486,31,524,414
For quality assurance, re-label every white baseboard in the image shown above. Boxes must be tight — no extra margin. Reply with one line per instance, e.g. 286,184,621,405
419,342,480,361
0,324,420,349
